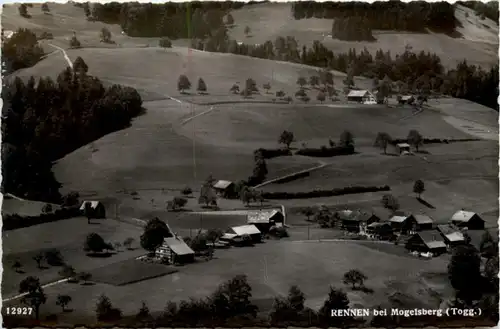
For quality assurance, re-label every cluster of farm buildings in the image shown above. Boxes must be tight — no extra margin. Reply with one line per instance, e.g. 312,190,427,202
346,90,416,105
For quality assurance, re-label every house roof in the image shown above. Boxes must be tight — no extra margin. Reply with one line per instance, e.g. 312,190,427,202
347,90,370,97
336,209,354,221
417,231,447,249
396,143,411,148
437,224,464,242
213,180,233,189
79,201,102,210
163,236,194,255
389,215,409,223
247,209,281,223
367,222,391,228
451,210,480,222
230,224,261,236
401,95,414,100
414,214,433,224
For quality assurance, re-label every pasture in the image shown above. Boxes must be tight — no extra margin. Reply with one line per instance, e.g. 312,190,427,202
16,240,452,323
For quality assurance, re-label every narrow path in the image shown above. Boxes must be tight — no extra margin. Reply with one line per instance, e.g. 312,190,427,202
2,278,69,303
48,43,73,69
180,106,216,125
254,161,328,188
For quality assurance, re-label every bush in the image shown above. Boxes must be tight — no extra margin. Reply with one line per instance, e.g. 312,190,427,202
39,31,53,40
253,148,292,159
262,185,390,200
296,145,355,157
3,207,81,230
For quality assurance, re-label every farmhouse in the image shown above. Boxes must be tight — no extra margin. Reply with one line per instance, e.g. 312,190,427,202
405,231,447,255
79,200,106,218
366,222,394,240
436,224,465,247
396,143,411,154
450,210,485,230
159,235,195,264
411,214,434,232
389,213,415,233
347,90,375,103
338,210,381,233
247,209,284,232
212,180,235,198
221,224,262,244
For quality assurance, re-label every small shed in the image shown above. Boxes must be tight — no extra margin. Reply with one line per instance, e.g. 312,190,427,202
436,224,465,247
347,90,375,103
405,231,447,255
247,209,284,232
212,180,235,198
79,201,106,219
223,224,262,243
396,143,411,154
161,236,195,264
450,210,485,230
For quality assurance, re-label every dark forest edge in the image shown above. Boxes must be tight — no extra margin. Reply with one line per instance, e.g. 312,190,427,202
1,58,144,203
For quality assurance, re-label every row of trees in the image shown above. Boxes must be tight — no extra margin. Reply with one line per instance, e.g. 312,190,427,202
177,75,207,94
2,57,143,202
374,129,423,154
190,33,498,110
291,1,457,33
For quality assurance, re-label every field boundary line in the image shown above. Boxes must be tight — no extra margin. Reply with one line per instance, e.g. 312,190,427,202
254,162,329,188
2,278,69,302
180,106,216,125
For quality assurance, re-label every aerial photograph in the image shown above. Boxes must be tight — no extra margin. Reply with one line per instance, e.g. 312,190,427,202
1,0,498,327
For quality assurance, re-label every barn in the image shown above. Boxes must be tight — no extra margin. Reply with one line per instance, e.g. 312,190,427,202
389,213,415,233
79,201,106,219
159,236,195,264
436,224,465,247
221,224,262,244
212,180,235,198
405,231,447,256
450,210,485,230
247,209,284,232
347,90,376,103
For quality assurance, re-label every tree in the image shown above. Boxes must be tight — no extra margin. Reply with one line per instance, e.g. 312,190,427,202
197,78,207,94
123,237,135,250
244,25,251,36
44,248,64,266
225,13,234,25
276,90,285,98
12,260,23,273
83,2,91,17
413,179,425,198
33,253,44,269
73,56,88,74
100,27,112,43
287,285,306,313
245,78,258,93
83,201,93,224
407,129,423,152
301,207,315,221
374,132,392,154
18,4,29,17
480,230,498,259
316,91,326,103
159,37,172,48
42,203,53,214
141,220,169,257
315,206,334,228
309,75,320,88
295,89,307,98
96,294,121,322
58,265,76,280
279,130,294,149
381,194,400,212
178,74,191,93
19,276,46,320
181,187,193,197
136,301,151,321
318,287,349,326
239,186,255,206
172,196,188,210
448,244,482,306
84,232,108,254
209,275,258,319
199,182,217,207
41,3,50,13
206,229,223,247
56,294,72,312
343,269,367,289
230,84,240,94
339,130,354,147
263,82,271,93
296,76,307,88
62,191,80,207
70,34,81,48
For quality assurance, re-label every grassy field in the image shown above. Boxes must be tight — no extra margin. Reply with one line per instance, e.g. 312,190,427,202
11,239,451,323
2,217,144,297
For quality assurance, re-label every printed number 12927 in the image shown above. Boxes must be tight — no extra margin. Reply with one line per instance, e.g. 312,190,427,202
5,307,33,316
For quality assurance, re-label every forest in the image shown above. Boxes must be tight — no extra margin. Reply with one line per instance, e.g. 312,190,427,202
1,60,143,202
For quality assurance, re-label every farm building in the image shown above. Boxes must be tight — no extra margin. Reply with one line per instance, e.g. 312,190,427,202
346,90,376,103
158,236,195,264
398,95,415,105
450,210,485,230
410,214,434,232
247,209,284,232
79,200,106,218
396,143,411,154
366,222,394,240
436,224,465,247
212,180,235,198
221,224,262,244
389,213,415,233
338,210,381,233
405,231,447,255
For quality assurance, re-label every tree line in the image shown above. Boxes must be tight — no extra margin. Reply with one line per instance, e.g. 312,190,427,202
190,34,498,110
89,1,242,38
2,57,143,202
331,16,375,41
458,1,499,22
291,1,457,34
